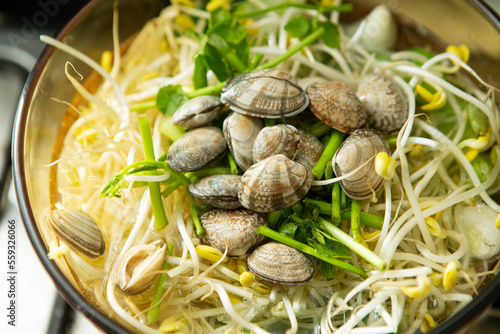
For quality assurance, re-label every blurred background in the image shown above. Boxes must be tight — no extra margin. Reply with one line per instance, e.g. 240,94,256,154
0,0,500,333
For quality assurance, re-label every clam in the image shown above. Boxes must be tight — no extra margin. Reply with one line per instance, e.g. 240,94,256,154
356,73,408,134
187,174,242,209
115,240,166,295
247,242,314,285
199,208,268,256
46,208,105,259
221,68,309,118
252,124,300,163
167,126,226,172
223,112,263,171
238,154,312,213
170,95,224,128
294,128,325,170
332,128,390,200
306,81,367,133
297,76,328,90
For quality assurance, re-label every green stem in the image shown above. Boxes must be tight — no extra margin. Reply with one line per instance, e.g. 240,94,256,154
311,129,345,179
130,100,156,112
257,27,324,71
256,226,367,278
227,152,239,174
189,194,203,236
162,179,183,197
235,3,353,18
267,210,284,229
308,121,331,138
147,243,174,324
138,115,168,230
248,53,264,71
331,183,341,224
186,81,226,99
351,200,363,243
318,217,386,271
303,199,383,229
223,51,248,74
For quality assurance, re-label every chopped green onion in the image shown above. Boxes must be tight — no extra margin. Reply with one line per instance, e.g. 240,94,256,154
351,200,363,243
311,129,345,179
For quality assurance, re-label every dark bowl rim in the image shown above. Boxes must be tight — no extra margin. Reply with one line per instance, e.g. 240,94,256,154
11,1,500,334
12,0,132,332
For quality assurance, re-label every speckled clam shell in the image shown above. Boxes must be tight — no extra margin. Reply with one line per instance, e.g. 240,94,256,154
247,242,314,285
46,208,105,259
116,240,166,295
297,76,328,90
170,95,224,128
199,208,268,256
294,129,325,170
238,154,313,213
221,68,309,118
223,112,263,171
187,174,242,209
356,74,408,134
167,126,226,172
332,129,390,200
306,81,367,133
253,124,300,163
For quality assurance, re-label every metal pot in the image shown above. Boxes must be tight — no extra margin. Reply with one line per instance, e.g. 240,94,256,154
12,0,500,333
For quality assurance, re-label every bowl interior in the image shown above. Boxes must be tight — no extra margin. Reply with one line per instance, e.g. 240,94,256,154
13,0,500,333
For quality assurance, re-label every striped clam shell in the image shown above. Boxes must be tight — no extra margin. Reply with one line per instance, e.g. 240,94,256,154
332,129,390,200
199,208,268,256
306,81,367,133
223,112,263,171
294,128,325,170
247,242,314,285
221,68,309,118
46,208,105,259
356,74,408,134
167,126,227,172
170,95,224,128
187,174,242,209
252,124,300,163
238,154,313,213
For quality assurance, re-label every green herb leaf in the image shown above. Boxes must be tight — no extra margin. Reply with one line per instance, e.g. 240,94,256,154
156,85,189,116
285,16,311,38
317,21,340,49
278,222,298,238
193,54,208,89
320,262,338,279
235,37,250,68
203,44,233,81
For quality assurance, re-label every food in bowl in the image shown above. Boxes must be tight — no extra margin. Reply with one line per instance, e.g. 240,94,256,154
39,1,500,333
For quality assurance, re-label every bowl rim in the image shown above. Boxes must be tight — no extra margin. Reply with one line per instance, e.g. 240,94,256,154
12,0,133,332
11,1,500,334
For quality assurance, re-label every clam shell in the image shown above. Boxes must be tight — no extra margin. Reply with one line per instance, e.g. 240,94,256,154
306,81,367,133
221,68,309,118
187,174,242,209
116,240,166,295
247,242,314,285
170,95,224,128
356,74,408,134
238,154,312,213
223,112,263,171
167,126,227,172
332,129,390,200
46,208,105,259
200,208,268,256
252,124,300,163
294,129,325,170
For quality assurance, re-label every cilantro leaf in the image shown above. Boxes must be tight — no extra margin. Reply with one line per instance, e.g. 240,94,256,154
193,54,208,89
317,21,340,49
278,222,298,239
285,16,311,38
203,44,233,81
156,85,188,116
320,262,338,279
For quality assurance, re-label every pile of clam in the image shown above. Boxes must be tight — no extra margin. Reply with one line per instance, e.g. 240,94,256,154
166,68,407,285
46,68,407,288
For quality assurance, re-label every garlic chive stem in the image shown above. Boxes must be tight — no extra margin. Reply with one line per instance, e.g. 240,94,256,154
312,129,345,179
304,198,383,229
256,226,367,278
318,217,386,271
351,200,363,243
331,183,341,224
147,243,174,324
138,115,168,230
